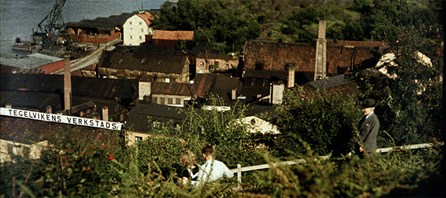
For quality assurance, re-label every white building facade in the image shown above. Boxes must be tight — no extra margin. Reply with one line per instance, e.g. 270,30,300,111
123,11,154,46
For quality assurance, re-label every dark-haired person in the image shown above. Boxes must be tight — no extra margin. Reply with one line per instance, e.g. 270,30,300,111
194,145,233,186
355,98,380,158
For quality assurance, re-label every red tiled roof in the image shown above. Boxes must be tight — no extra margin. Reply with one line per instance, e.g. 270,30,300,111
152,30,194,41
136,11,154,26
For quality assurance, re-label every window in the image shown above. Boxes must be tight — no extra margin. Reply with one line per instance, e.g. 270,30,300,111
168,98,173,104
130,36,132,39
152,96,157,103
129,21,132,25
139,22,142,25
135,136,143,141
160,98,165,104
141,28,144,32
139,35,142,40
175,98,181,104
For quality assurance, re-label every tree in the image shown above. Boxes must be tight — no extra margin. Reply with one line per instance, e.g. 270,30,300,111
272,88,360,157
354,25,442,145
158,0,261,53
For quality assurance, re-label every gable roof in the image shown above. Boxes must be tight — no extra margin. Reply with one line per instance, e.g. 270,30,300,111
126,103,186,132
98,45,189,74
152,30,194,41
301,74,360,98
136,11,154,26
243,40,388,75
150,74,237,99
151,82,194,96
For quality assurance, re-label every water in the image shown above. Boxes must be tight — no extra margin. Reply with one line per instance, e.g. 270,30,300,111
0,0,167,56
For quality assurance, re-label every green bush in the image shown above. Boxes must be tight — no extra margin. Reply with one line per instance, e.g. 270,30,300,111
272,88,360,157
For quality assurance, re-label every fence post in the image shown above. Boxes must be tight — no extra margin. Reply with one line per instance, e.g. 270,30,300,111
237,164,241,184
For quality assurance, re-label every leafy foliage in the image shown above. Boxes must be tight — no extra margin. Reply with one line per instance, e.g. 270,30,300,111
272,88,360,157
354,25,442,146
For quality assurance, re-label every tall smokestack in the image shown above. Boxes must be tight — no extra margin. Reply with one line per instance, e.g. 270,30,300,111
314,20,327,80
64,55,72,113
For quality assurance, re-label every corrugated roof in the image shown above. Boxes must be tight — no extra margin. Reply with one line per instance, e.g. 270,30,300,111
152,30,194,41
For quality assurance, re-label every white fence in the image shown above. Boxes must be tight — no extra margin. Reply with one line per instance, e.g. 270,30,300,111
230,142,443,183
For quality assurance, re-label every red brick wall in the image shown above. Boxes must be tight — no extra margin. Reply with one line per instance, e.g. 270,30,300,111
243,41,384,75
38,60,65,74
71,32,121,44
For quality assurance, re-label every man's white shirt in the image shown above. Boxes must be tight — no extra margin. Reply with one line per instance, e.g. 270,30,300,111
194,159,234,185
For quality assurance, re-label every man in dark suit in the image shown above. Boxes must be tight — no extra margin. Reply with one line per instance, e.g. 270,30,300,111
356,98,380,158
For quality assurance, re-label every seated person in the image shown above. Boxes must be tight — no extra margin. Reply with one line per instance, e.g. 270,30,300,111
179,150,199,185
194,145,234,186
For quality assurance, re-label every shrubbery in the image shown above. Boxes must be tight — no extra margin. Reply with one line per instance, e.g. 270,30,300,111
271,88,361,157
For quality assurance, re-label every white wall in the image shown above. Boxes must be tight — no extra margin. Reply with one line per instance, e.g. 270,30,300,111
123,15,153,46
0,139,48,163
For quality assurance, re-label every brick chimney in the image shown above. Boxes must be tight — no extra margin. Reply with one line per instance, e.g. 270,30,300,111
314,20,327,80
46,105,52,114
102,106,109,121
63,55,72,112
286,63,296,88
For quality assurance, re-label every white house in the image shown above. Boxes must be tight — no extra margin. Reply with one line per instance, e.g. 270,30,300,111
123,11,154,46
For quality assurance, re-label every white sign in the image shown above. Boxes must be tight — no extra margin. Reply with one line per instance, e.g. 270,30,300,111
0,107,123,131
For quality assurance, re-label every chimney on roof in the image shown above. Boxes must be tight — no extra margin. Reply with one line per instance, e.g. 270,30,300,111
314,20,327,80
138,81,151,101
102,106,109,121
46,105,52,114
63,55,72,113
270,83,285,105
286,63,296,88
231,89,237,100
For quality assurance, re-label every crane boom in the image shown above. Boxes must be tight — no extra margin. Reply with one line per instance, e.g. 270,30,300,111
37,0,67,35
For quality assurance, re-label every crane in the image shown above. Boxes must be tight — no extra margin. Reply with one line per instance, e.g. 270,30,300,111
34,0,67,51
38,0,66,35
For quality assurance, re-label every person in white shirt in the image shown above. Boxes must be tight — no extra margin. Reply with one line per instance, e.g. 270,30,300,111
194,145,234,186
